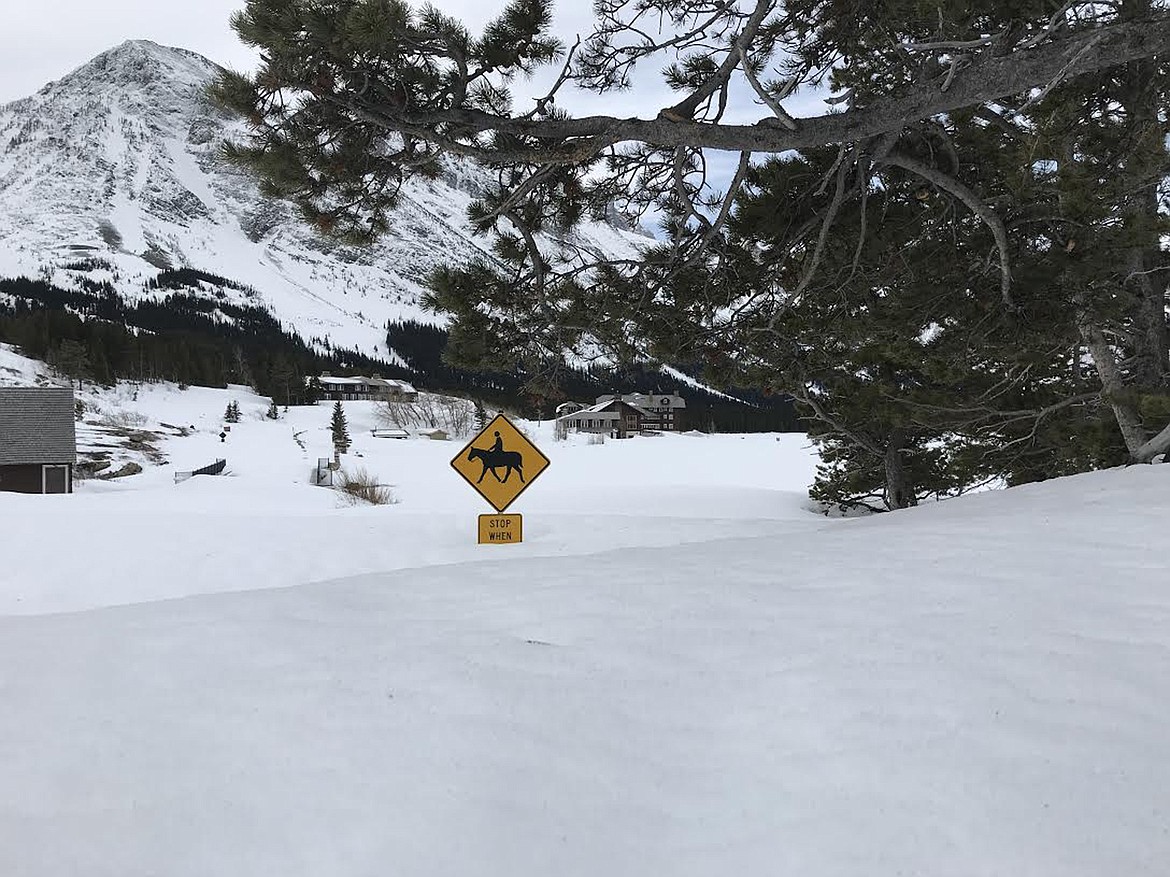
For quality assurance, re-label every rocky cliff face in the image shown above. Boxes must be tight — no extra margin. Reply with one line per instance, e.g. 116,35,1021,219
0,40,647,358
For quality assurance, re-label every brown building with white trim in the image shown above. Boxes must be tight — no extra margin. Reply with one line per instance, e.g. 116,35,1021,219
596,392,687,431
315,373,417,402
0,387,77,494
556,399,648,439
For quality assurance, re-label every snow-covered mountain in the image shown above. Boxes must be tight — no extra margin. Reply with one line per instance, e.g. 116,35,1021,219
0,40,648,359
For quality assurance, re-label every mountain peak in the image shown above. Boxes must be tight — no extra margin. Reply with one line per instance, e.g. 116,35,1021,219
40,39,219,103
0,40,647,361
99,39,210,67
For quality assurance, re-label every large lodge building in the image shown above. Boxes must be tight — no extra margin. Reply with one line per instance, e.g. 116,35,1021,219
555,392,687,438
315,373,418,402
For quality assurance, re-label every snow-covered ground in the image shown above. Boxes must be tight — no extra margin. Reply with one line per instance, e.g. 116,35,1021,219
1,367,1169,875
0,379,820,615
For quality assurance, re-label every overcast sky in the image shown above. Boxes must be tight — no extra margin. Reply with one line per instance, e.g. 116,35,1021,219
0,0,613,105
0,0,817,116
1,0,250,102
0,0,823,213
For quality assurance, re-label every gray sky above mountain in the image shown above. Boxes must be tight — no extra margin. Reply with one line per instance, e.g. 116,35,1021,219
1,0,822,118
0,0,825,228
0,0,600,105
1,0,252,103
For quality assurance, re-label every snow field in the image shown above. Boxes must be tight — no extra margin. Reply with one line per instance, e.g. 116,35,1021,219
0,376,1167,875
0,381,821,614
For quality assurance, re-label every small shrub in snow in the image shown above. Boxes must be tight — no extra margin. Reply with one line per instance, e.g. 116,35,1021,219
338,468,396,506
100,410,148,429
378,394,473,437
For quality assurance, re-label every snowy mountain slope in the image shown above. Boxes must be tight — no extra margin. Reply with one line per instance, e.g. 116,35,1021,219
0,40,648,356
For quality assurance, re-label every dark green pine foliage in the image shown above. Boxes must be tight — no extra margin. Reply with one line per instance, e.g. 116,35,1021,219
50,338,91,390
473,399,488,432
331,401,351,452
1014,0,1170,459
225,401,241,423
267,399,280,420
592,111,1120,510
210,0,1169,508
212,0,563,244
750,0,1162,499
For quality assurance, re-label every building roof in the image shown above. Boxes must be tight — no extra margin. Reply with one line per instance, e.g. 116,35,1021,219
0,387,77,465
317,374,417,393
597,392,687,409
557,399,651,421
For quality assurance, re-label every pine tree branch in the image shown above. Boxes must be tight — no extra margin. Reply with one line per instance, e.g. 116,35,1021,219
793,147,854,301
736,46,798,130
795,385,885,458
317,15,1170,160
877,152,1015,309
657,0,776,122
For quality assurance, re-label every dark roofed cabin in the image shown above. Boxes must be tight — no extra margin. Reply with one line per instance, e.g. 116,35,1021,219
0,388,77,494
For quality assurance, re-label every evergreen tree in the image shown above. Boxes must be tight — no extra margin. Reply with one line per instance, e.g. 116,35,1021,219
225,401,241,423
331,401,351,452
305,375,323,405
473,399,488,432
214,0,1165,249
1015,0,1170,461
266,399,279,420
189,0,1170,502
51,338,90,390
269,355,299,406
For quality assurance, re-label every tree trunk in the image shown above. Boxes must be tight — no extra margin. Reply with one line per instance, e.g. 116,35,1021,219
1119,0,1169,392
883,429,916,510
1079,319,1150,455
1103,0,1170,460
1132,419,1170,462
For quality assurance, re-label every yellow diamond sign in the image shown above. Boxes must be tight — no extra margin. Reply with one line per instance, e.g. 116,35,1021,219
451,414,550,513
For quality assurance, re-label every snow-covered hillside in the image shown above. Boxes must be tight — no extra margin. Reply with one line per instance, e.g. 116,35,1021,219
0,40,648,356
1,345,1169,873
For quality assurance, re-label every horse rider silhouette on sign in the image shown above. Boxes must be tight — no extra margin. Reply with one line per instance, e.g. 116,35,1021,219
467,431,526,485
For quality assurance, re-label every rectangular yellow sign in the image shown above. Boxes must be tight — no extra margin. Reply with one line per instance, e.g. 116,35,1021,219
478,514,523,545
